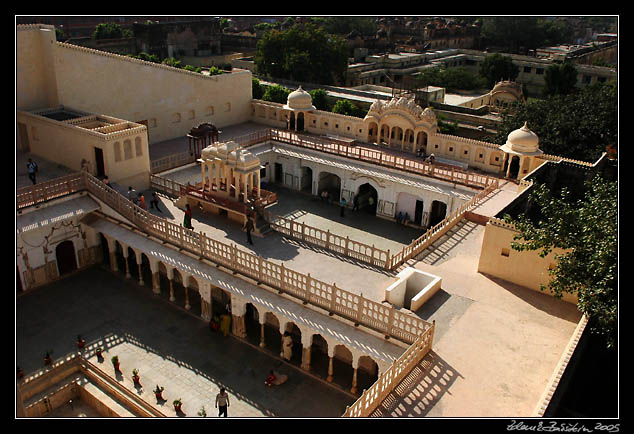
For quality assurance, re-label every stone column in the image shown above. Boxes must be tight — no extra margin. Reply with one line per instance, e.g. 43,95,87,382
149,259,161,295
259,311,267,348
134,250,144,286
167,267,175,302
106,238,118,273
327,346,335,383
350,357,359,394
183,274,191,310
199,282,212,322
230,295,247,338
121,244,131,279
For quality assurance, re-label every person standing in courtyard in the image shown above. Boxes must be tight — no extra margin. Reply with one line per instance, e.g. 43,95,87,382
340,197,346,217
352,194,359,212
26,158,38,185
281,331,293,361
244,216,254,245
215,387,230,417
183,204,193,229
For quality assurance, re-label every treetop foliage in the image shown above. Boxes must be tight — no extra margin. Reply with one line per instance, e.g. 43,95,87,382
504,176,617,349
255,23,349,85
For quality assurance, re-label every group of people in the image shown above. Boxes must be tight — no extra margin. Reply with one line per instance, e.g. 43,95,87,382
396,211,411,226
126,186,163,213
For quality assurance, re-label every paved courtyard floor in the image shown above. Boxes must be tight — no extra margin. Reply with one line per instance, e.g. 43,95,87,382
16,267,357,418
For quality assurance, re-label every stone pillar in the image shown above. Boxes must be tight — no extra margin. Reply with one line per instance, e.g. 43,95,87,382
149,259,161,295
134,251,144,286
350,357,359,394
259,310,267,348
121,244,131,279
327,346,335,383
256,171,261,198
199,282,212,321
230,296,247,338
301,334,312,371
167,267,175,302
106,238,118,273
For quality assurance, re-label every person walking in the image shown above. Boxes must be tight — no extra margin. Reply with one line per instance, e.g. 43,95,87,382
339,197,346,217
26,158,38,185
183,204,193,229
138,193,147,210
127,186,137,203
219,312,231,337
244,217,254,245
215,387,230,417
352,194,359,212
150,192,162,212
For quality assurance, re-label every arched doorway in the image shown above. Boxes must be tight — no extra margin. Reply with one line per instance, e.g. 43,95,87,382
310,334,330,379
357,356,379,393
99,234,110,269
244,303,261,346
297,112,305,132
318,172,341,202
429,200,447,227
56,240,77,276
300,166,312,193
357,183,378,215
509,155,520,179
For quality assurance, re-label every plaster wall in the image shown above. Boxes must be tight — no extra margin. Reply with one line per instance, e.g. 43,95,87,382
50,42,253,144
477,219,578,304
16,25,59,111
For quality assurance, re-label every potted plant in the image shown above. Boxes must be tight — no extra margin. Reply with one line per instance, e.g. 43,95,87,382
173,398,183,413
209,316,220,332
197,406,207,417
111,355,120,372
44,352,52,365
154,385,164,400
132,369,140,386
76,334,86,349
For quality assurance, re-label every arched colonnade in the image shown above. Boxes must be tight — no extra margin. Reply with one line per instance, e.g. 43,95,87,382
96,231,384,395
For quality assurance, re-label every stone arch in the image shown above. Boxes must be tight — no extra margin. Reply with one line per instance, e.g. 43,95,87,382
356,181,379,215
367,121,379,143
317,171,341,202
309,333,330,379
55,239,77,277
357,355,380,394
429,200,448,227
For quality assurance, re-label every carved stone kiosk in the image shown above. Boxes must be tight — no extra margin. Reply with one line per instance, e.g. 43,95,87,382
175,140,275,227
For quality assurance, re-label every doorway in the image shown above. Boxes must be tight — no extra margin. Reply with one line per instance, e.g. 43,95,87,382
274,163,283,184
414,200,425,226
56,240,78,276
429,200,447,227
94,147,105,178
357,183,378,215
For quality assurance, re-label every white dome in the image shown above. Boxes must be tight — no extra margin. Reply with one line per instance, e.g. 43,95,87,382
500,122,541,155
284,85,315,111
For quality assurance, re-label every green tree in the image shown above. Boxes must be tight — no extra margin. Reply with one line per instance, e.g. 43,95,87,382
262,84,291,104
252,78,265,100
309,89,329,111
489,80,617,162
543,61,578,96
332,99,366,118
504,176,617,349
255,23,348,85
479,54,519,88
93,22,124,40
